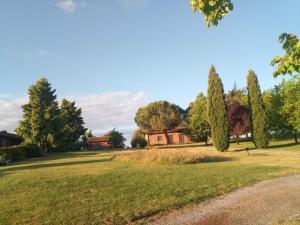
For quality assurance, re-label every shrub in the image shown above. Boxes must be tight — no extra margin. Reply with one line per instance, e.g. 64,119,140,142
0,144,42,162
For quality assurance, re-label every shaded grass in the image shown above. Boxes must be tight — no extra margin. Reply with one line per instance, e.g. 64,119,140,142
0,140,299,225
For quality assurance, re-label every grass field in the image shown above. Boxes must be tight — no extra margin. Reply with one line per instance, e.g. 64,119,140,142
0,140,299,225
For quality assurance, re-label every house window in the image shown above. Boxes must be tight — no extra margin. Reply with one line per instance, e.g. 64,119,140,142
157,136,163,142
168,135,174,144
179,134,185,144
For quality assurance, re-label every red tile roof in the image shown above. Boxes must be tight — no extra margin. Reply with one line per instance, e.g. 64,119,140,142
87,136,110,143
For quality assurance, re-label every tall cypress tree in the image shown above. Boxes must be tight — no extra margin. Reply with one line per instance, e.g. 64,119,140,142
207,65,230,151
247,70,269,148
16,78,60,152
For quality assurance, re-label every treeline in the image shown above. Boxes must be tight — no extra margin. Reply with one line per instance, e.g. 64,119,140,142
133,66,300,151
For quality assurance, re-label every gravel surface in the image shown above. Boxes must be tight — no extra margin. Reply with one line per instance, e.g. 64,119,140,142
146,175,300,225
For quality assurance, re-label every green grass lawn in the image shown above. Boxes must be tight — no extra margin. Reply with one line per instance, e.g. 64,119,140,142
0,140,299,225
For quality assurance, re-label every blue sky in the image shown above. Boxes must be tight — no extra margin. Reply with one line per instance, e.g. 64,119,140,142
0,0,299,141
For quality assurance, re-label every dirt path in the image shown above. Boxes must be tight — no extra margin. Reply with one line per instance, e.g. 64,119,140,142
146,175,300,225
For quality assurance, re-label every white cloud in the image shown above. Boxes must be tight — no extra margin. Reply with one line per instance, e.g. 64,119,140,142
0,91,146,145
57,0,77,14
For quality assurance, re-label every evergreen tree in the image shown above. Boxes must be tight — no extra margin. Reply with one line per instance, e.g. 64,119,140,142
247,70,269,148
16,78,60,152
207,65,230,151
187,92,210,145
105,129,126,148
59,99,87,150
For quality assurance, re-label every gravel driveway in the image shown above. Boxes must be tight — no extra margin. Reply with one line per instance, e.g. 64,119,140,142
146,175,300,225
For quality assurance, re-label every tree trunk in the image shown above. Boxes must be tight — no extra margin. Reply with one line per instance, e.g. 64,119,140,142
294,129,298,144
235,135,240,145
163,131,170,145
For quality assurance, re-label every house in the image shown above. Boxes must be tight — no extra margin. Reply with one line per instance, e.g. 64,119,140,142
0,131,23,148
144,126,192,146
87,136,112,150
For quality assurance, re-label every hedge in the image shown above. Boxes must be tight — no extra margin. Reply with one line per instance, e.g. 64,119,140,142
0,144,42,162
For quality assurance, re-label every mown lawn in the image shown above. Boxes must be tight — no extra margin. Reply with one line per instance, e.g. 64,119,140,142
0,140,299,225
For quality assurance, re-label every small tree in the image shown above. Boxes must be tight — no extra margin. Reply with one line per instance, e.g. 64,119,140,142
135,101,184,144
226,83,248,106
105,129,126,148
207,65,230,151
131,129,147,148
187,92,210,145
227,101,250,144
247,70,269,148
59,99,87,151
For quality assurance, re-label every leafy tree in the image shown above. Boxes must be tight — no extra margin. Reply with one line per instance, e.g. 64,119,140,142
271,33,300,77
131,129,147,148
16,78,60,152
190,0,233,27
280,77,300,143
227,101,250,144
59,99,87,150
135,101,184,144
187,92,210,145
226,83,248,105
263,86,292,139
207,65,230,151
105,129,126,148
81,130,93,149
247,70,269,148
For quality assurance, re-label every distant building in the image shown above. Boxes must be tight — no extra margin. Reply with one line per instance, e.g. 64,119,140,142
87,136,112,150
144,126,192,146
0,131,23,148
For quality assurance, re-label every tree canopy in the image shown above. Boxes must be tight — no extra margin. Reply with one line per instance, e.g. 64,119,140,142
105,129,126,148
135,101,184,144
187,92,210,144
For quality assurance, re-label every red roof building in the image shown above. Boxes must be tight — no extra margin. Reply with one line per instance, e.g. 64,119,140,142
87,136,112,150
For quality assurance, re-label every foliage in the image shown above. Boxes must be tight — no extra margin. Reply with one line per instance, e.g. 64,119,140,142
186,92,210,144
105,129,126,148
131,129,147,148
247,70,269,148
207,65,230,151
263,86,292,139
0,144,42,162
58,99,87,151
190,0,233,27
16,78,60,152
271,33,300,77
81,130,93,149
226,84,248,105
135,101,184,144
280,77,300,143
227,101,250,144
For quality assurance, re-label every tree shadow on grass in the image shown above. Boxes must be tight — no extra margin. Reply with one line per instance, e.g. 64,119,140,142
0,156,116,175
188,156,233,164
267,142,299,149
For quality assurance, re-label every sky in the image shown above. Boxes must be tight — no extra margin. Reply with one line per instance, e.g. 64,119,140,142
1,0,300,143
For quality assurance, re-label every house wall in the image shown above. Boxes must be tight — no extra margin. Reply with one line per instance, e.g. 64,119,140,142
88,141,112,150
147,132,192,146
0,136,22,148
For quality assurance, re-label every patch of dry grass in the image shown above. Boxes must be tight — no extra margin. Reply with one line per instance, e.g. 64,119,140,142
116,149,231,164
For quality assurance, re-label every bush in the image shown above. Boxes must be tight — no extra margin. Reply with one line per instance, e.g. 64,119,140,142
0,144,42,162
131,137,147,149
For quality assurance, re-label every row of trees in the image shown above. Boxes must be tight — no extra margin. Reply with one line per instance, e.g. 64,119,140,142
134,65,299,151
16,78,87,152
